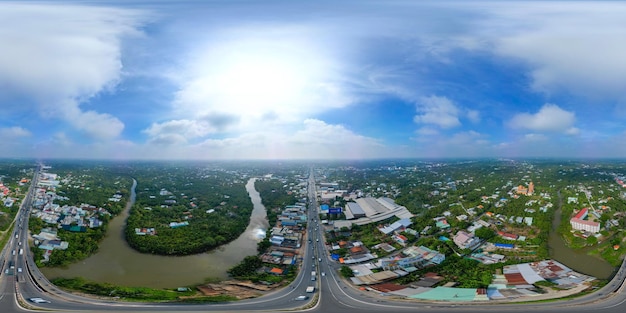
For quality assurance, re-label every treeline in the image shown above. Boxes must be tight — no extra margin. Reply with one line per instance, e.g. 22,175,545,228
124,166,253,255
254,178,298,226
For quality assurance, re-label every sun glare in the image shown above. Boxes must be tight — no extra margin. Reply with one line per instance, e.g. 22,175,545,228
213,57,305,113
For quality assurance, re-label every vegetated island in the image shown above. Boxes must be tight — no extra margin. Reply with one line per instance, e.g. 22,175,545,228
124,164,253,255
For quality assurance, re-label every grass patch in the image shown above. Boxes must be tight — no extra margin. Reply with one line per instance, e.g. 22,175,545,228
0,223,15,251
51,277,235,303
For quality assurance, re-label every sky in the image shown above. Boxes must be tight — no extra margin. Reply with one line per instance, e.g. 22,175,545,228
1,0,626,160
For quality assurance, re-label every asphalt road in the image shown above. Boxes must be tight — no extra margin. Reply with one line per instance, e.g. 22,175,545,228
1,167,626,313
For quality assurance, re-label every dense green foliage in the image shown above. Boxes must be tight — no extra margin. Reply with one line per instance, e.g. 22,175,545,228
0,203,19,231
51,277,235,302
254,178,298,226
125,165,253,255
227,255,297,284
227,255,263,277
340,265,354,278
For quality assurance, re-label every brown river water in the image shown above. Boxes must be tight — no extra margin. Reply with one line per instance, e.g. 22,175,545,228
41,178,269,288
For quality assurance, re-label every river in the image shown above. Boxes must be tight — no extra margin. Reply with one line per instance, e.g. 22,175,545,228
41,178,269,288
548,191,615,279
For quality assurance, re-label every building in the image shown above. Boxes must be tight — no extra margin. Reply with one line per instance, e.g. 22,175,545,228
453,231,481,250
379,218,413,235
516,182,534,195
570,208,600,233
345,202,366,219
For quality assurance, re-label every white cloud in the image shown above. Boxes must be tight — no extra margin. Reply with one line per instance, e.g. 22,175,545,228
474,3,626,100
0,126,31,138
415,127,439,136
466,109,480,123
522,133,548,142
149,119,386,159
509,104,578,134
414,96,461,128
289,119,382,147
67,108,125,140
144,119,213,141
170,28,352,133
0,3,146,139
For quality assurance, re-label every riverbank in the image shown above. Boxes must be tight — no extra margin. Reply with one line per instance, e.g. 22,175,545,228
548,190,615,279
42,177,269,288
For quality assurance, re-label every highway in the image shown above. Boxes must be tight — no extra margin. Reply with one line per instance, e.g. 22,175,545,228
1,166,626,313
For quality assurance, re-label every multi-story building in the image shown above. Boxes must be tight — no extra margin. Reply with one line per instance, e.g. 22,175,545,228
570,208,600,233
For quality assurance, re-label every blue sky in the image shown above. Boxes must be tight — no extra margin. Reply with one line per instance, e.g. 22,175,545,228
1,0,626,160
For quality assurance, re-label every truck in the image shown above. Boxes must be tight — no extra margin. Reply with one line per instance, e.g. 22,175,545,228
306,286,315,293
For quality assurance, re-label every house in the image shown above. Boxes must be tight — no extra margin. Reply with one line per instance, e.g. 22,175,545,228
169,221,189,228
497,231,519,241
270,235,285,246
453,231,481,250
393,234,409,246
434,217,450,229
379,218,413,235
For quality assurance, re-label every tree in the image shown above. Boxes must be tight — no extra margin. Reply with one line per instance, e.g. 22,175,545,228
340,265,354,278
228,256,262,278
475,227,495,240
586,236,598,245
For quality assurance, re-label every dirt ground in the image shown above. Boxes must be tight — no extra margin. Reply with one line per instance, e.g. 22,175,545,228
197,280,280,299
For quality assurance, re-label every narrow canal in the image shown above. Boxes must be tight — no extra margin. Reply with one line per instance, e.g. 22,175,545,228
41,178,269,288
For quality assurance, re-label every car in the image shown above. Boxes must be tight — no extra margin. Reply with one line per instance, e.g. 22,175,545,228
321,272,326,276
318,258,322,262
295,295,309,301
316,238,319,242
28,298,51,304
18,268,22,273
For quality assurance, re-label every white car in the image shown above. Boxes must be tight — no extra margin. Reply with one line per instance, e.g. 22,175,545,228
18,268,23,273
295,295,309,301
29,298,51,304
321,272,326,276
